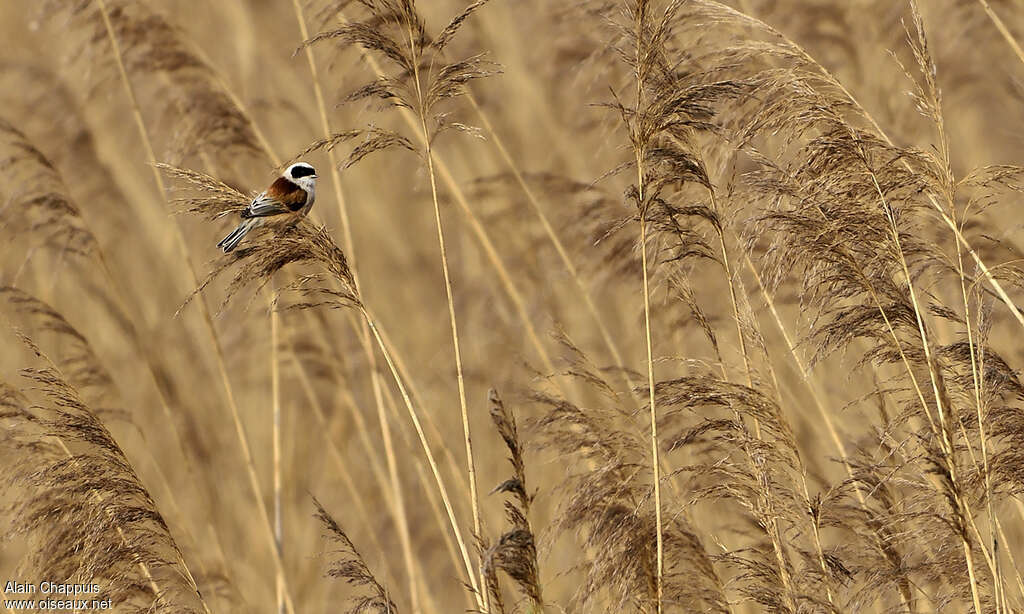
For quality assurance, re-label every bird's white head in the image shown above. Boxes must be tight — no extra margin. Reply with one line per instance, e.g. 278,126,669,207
286,162,317,193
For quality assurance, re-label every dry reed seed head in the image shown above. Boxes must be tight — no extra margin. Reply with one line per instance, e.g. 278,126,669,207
651,375,798,460
0,118,96,256
195,219,360,314
467,171,643,283
641,370,872,609
302,0,499,159
529,335,728,612
840,445,995,607
0,329,205,613
312,497,397,614
669,273,721,360
344,127,417,168
747,133,944,352
588,2,759,324
483,389,544,609
0,287,119,412
42,0,263,165
159,163,251,219
738,107,1017,527
0,64,143,261
289,130,363,167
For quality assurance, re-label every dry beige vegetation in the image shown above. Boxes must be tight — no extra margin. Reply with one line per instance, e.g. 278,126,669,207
2,0,1024,612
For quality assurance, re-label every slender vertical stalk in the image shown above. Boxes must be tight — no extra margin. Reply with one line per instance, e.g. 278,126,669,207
925,33,1005,603
633,5,662,608
996,514,1024,602
870,161,984,614
640,210,663,614
704,185,795,609
286,339,445,608
369,343,422,614
406,20,486,610
362,309,484,609
975,0,1024,66
424,92,488,614
736,259,838,608
272,305,285,614
411,462,478,613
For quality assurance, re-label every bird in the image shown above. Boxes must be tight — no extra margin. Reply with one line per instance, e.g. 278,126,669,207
217,162,318,253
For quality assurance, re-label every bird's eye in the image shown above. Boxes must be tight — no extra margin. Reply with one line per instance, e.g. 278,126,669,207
291,165,316,179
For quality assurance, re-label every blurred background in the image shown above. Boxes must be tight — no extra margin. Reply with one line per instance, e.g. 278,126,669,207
1,1,1024,612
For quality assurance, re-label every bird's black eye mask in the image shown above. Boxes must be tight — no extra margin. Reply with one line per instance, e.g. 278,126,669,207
291,165,316,178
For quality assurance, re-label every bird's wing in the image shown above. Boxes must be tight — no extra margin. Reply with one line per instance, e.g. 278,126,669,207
243,178,308,218
243,193,291,217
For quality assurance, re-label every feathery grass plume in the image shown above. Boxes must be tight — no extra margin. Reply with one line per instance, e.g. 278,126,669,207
845,426,1001,610
159,162,253,221
302,1,499,138
0,71,251,607
0,63,135,242
0,331,206,613
482,389,544,612
0,117,96,258
313,497,397,614
0,286,223,609
304,2,499,606
39,0,264,168
899,7,1024,609
0,286,116,413
653,370,862,611
532,334,728,613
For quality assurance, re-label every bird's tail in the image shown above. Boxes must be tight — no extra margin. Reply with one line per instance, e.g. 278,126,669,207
217,218,259,253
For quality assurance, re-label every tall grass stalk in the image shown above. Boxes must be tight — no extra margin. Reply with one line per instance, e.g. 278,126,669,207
631,4,662,608
639,207,662,614
284,340,435,597
362,309,484,606
409,48,487,612
975,0,1024,65
706,184,797,611
915,8,1004,600
272,303,285,614
921,6,1005,601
